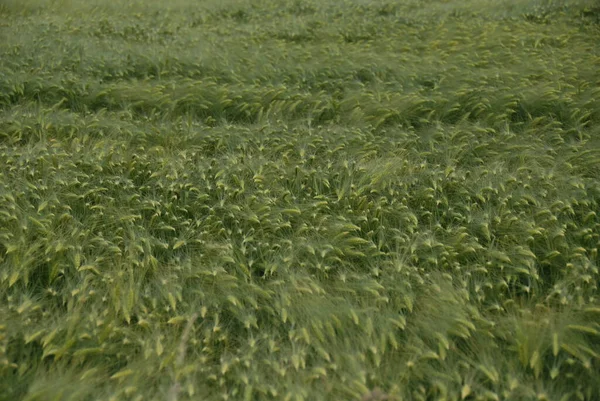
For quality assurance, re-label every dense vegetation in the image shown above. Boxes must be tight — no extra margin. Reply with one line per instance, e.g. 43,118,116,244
1,0,599,400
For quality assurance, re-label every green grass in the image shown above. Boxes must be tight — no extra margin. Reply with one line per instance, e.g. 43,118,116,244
1,0,600,400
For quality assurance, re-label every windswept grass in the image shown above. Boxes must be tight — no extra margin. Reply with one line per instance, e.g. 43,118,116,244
1,0,599,400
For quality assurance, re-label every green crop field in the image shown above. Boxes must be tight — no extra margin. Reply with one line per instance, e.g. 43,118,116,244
1,0,599,400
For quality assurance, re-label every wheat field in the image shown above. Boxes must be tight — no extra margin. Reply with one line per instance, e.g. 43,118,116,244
1,0,599,400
